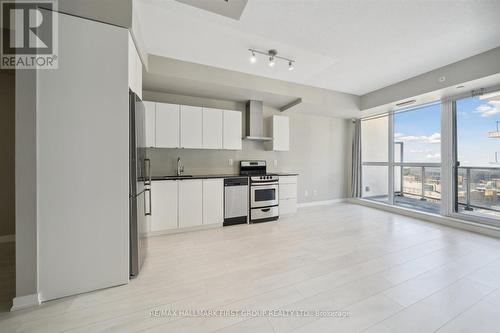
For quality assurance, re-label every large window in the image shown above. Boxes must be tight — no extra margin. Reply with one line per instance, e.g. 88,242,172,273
359,87,500,226
454,95,500,220
393,103,441,213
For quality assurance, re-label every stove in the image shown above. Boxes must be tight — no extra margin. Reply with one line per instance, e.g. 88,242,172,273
240,161,279,223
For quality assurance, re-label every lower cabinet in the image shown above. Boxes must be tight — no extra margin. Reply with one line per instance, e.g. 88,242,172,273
150,180,178,231
178,179,203,228
202,179,224,225
279,176,298,215
150,178,224,233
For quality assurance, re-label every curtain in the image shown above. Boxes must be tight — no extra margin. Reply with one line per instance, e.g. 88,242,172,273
350,119,362,198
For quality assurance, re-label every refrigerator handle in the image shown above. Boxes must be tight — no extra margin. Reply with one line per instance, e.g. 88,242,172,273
144,159,151,186
145,188,152,216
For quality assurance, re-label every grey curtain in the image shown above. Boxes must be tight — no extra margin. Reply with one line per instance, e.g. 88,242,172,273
350,119,362,198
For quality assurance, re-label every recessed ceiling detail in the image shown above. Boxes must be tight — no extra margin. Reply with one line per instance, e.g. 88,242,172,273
174,0,248,20
140,0,500,95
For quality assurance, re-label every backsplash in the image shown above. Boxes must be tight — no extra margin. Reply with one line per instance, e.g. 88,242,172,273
146,139,290,176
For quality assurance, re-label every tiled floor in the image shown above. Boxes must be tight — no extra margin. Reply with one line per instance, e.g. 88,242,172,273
2,203,500,332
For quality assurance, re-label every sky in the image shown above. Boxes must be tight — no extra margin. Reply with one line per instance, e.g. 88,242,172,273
393,96,500,166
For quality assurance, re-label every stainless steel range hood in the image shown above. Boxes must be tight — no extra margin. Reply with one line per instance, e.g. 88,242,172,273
245,100,272,141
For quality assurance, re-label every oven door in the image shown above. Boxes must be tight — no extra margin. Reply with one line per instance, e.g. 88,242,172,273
251,184,279,208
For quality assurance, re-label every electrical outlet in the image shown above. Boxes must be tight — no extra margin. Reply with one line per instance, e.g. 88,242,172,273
273,159,278,167
365,186,370,192
304,190,309,197
313,190,318,196
228,158,233,166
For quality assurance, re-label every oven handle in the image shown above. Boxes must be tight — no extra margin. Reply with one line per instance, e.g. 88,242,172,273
251,184,278,189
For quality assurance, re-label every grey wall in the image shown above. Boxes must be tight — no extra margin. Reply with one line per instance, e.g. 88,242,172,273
0,70,15,237
15,69,38,298
54,0,132,28
361,47,500,110
144,91,351,203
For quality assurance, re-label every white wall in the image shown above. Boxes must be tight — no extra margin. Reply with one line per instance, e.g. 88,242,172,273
36,11,129,301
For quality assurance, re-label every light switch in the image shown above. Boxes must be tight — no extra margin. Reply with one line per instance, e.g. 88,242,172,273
228,158,233,166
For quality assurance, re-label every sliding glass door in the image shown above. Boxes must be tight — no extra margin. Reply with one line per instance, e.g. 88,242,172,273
393,103,442,213
453,94,500,221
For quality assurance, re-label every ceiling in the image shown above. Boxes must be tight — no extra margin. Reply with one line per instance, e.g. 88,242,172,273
137,0,500,96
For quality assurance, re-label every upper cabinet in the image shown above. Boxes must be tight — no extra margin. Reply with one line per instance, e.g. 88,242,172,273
223,110,243,150
156,103,180,148
128,33,142,99
202,108,223,149
270,115,290,151
145,102,242,151
180,105,203,149
144,101,156,148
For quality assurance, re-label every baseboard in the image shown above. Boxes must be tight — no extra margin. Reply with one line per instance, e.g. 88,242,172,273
11,293,41,311
298,198,346,208
0,234,15,243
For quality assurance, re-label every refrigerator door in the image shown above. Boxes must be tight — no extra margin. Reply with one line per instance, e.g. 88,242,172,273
130,91,148,277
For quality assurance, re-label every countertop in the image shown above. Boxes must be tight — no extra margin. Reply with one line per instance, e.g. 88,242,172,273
150,173,299,181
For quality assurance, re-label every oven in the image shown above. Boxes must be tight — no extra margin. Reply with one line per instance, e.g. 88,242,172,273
250,180,279,208
240,160,280,223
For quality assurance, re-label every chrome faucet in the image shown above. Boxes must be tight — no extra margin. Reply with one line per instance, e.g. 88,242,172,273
176,157,184,176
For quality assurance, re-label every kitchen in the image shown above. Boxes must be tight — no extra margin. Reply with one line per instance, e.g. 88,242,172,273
6,1,500,332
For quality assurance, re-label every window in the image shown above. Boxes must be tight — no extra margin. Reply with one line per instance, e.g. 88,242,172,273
454,95,500,220
393,103,441,213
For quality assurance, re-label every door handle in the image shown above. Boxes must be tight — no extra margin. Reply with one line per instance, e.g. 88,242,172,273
144,159,151,186
145,188,152,216
261,208,271,212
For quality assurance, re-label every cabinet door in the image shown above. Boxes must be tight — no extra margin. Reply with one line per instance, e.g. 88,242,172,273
273,115,289,151
135,47,142,99
150,181,178,231
178,180,203,228
144,101,156,148
203,179,223,225
180,105,203,149
223,110,242,150
156,103,179,148
202,108,223,149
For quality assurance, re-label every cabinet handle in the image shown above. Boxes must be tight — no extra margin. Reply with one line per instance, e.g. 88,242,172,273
261,208,271,212
144,159,151,186
145,188,152,216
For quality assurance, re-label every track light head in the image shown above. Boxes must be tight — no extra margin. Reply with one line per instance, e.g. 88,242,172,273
268,56,275,67
250,51,257,63
288,61,295,71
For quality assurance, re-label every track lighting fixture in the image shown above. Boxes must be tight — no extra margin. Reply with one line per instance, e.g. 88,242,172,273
248,48,295,70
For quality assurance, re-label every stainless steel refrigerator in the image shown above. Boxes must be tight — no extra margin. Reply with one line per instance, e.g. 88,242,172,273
129,90,151,277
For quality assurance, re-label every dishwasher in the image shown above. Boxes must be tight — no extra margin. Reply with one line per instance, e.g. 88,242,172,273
224,177,248,226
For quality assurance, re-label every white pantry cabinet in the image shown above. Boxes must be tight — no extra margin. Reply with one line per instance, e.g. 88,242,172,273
156,103,180,148
223,110,242,150
270,115,290,151
150,180,178,231
144,101,156,148
178,179,203,228
202,108,223,149
202,179,224,225
180,105,203,149
279,176,298,215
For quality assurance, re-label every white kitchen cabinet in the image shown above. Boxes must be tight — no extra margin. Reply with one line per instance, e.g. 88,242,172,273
202,108,223,149
223,110,242,150
178,179,203,228
180,105,203,149
202,179,224,225
144,101,156,148
271,115,290,151
150,180,178,231
156,103,180,148
279,176,298,215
